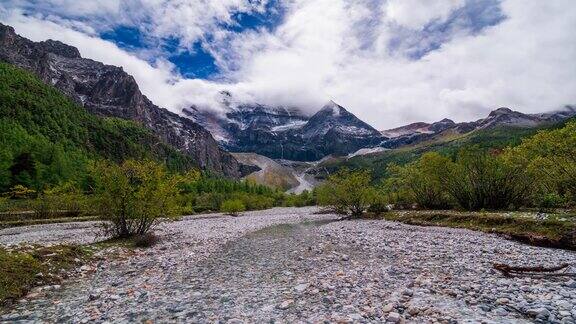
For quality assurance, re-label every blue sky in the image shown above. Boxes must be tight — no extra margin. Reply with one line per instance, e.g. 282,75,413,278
99,0,287,79
4,0,504,79
1,0,575,129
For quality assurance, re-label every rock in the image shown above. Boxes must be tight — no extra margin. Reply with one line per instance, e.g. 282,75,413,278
387,312,401,323
557,300,573,310
407,307,419,316
79,265,92,272
108,295,120,301
383,303,395,313
349,313,363,321
565,280,576,289
278,299,294,310
294,283,309,293
493,307,508,316
496,297,509,305
527,308,550,318
561,317,575,324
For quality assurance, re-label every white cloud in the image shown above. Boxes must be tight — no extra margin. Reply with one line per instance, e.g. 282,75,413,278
0,10,229,112
1,0,576,129
0,0,269,48
384,0,465,29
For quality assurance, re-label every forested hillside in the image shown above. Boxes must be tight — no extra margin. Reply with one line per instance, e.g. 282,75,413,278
315,121,574,181
0,62,197,192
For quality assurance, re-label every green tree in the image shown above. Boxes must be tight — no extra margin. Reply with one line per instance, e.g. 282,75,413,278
387,152,452,209
506,121,576,206
442,147,532,210
220,199,246,216
317,169,375,217
90,160,182,238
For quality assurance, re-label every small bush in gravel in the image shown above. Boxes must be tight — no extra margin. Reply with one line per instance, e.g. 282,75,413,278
90,160,182,238
316,169,376,218
0,245,89,304
133,232,160,248
221,199,246,216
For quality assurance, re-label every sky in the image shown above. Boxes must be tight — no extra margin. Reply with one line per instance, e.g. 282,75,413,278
0,0,575,129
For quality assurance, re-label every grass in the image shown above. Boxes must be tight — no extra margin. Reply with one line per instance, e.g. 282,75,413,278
0,245,92,304
0,216,98,229
381,210,576,250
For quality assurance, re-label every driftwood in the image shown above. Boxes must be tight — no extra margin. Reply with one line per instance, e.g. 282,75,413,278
493,263,576,278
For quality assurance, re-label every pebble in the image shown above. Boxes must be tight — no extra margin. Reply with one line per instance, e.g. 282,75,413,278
278,299,294,310
387,311,401,323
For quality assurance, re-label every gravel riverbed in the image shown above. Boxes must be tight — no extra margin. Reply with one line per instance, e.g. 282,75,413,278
1,207,575,323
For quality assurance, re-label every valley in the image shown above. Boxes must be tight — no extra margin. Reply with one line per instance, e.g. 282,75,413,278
0,11,575,324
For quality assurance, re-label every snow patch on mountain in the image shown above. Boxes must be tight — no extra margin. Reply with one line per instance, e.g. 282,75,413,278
347,147,388,158
271,120,307,132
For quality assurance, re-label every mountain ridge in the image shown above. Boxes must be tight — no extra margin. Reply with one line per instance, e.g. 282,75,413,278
185,97,384,161
0,23,246,178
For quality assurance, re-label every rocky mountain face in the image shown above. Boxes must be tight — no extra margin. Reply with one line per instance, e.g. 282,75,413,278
0,23,246,178
381,107,576,149
185,99,384,161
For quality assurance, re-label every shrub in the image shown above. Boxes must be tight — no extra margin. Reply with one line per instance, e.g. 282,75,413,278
5,185,36,200
45,182,86,217
317,169,376,217
0,197,8,212
31,195,55,219
537,193,565,212
387,152,453,209
506,121,576,207
221,199,246,216
442,148,532,211
90,160,182,238
0,248,43,302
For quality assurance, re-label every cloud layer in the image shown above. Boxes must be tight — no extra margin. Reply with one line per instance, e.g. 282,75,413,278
1,0,575,129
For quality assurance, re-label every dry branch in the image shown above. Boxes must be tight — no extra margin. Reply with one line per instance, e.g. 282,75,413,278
493,263,576,278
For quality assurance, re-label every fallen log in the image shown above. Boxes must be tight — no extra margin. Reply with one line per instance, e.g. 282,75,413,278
493,263,576,278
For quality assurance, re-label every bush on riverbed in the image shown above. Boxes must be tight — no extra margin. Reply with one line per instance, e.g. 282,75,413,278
0,245,89,304
317,168,376,217
90,160,182,238
220,199,246,216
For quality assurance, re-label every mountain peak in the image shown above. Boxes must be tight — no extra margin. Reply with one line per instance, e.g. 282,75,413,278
39,39,81,59
319,100,344,117
489,107,515,117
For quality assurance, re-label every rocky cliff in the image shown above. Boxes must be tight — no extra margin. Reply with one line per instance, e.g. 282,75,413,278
0,23,245,178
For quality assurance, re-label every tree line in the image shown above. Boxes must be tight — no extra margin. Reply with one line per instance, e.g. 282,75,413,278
317,120,576,217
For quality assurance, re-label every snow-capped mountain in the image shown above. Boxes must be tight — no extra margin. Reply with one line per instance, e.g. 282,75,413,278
381,106,576,149
185,98,384,161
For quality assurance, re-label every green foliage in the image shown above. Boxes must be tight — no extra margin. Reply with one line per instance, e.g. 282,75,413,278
4,185,36,200
388,152,453,209
90,160,183,238
506,121,576,207
441,148,532,211
0,245,88,303
0,248,43,302
326,124,563,183
283,190,316,207
220,199,246,216
383,210,576,249
0,62,196,193
317,169,376,217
